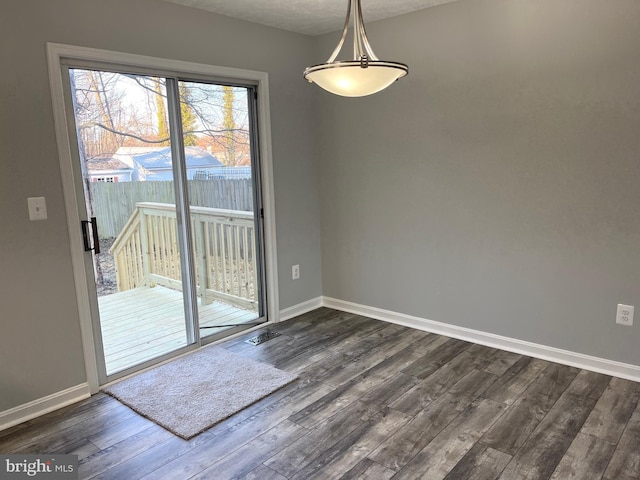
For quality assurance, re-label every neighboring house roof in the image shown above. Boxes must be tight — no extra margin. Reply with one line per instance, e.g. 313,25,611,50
86,157,133,172
113,146,223,171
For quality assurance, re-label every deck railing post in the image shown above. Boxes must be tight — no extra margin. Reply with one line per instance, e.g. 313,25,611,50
139,206,151,286
193,212,211,305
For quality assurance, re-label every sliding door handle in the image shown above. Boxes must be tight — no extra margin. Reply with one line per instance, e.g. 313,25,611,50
81,217,101,254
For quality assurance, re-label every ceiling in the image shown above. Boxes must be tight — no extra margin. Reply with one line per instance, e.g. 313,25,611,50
161,0,458,36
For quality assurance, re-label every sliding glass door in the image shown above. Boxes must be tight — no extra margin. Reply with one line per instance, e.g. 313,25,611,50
63,64,266,382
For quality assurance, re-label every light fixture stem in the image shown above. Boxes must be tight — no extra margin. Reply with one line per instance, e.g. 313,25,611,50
353,0,364,58
355,0,378,60
326,0,379,64
327,0,352,63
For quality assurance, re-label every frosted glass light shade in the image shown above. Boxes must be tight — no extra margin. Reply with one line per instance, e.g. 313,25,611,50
304,61,408,97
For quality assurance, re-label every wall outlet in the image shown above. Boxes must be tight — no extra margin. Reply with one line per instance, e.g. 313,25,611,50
292,264,300,280
616,304,634,326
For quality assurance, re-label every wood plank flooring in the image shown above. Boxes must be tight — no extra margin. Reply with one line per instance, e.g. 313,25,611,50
98,285,258,374
1,307,640,479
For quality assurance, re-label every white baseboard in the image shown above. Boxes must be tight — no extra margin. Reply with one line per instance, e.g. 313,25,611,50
322,296,640,383
0,383,91,432
279,297,323,322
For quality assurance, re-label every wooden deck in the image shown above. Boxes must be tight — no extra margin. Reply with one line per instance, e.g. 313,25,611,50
98,286,259,375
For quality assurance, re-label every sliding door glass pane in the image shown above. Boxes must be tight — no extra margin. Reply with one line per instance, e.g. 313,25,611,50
177,81,260,338
69,69,192,375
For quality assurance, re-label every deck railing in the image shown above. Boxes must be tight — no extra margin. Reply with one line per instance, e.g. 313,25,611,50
110,202,257,311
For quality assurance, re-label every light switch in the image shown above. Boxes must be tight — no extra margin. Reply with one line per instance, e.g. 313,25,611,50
28,197,47,221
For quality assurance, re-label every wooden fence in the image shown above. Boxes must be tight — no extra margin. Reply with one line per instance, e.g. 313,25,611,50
89,179,253,238
111,202,257,311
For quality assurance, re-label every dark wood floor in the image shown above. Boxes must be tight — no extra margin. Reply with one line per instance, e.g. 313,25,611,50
1,308,640,479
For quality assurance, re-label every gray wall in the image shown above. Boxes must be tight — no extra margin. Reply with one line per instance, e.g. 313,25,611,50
317,0,640,365
3,0,640,416
0,0,322,411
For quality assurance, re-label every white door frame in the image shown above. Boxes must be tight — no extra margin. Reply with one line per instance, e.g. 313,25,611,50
47,43,279,393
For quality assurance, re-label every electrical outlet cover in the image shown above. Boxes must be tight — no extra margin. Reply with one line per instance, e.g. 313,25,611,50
616,304,634,326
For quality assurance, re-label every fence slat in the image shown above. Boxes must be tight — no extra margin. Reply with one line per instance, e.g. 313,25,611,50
90,179,253,238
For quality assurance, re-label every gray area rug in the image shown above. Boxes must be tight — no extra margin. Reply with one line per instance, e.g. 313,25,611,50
103,346,297,439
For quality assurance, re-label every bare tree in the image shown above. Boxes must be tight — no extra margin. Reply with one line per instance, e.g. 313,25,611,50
69,70,103,284
223,86,237,165
72,71,250,164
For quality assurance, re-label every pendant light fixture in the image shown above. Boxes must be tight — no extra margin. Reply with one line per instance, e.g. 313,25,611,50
303,0,409,97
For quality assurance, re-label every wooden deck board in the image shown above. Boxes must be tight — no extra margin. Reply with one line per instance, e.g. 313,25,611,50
98,285,258,374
